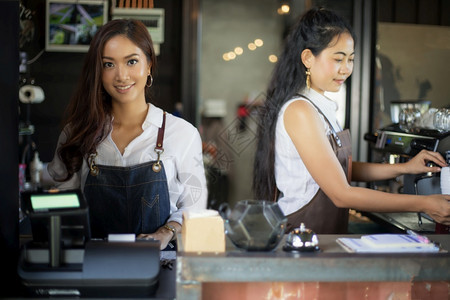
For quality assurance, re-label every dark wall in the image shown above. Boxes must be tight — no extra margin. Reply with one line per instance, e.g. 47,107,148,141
20,0,183,163
0,0,20,296
378,0,450,25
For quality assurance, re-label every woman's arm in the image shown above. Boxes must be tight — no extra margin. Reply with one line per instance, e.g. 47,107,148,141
47,129,81,190
139,125,208,249
284,101,450,225
352,151,447,182
171,126,208,217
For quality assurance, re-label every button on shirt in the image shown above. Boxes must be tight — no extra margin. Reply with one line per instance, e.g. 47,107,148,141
47,104,208,225
274,88,342,216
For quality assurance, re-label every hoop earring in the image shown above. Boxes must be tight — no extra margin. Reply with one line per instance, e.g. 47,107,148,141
305,68,311,89
146,74,153,87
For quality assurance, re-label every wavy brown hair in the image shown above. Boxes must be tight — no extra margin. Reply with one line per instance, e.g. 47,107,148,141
253,7,355,201
57,19,157,181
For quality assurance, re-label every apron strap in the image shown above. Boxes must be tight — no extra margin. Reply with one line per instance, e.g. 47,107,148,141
295,94,342,147
155,111,166,151
152,111,167,172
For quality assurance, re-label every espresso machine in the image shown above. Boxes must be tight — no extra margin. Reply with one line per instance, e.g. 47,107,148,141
365,124,450,233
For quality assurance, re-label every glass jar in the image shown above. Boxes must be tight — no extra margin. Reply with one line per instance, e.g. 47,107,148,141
433,108,449,132
219,200,287,251
399,107,421,132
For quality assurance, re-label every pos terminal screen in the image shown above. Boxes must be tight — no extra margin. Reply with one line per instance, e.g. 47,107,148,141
31,193,80,212
22,189,91,246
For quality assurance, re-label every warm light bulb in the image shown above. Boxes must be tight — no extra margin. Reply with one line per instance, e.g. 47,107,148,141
248,43,257,51
234,47,243,55
254,39,263,47
223,53,230,61
281,4,290,13
268,55,278,63
228,52,236,59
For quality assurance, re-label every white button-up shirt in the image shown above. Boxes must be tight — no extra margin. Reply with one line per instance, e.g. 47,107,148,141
47,103,207,225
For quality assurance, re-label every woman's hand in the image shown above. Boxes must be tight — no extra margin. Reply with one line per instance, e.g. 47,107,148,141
137,222,180,250
138,230,172,250
422,194,450,226
403,150,447,175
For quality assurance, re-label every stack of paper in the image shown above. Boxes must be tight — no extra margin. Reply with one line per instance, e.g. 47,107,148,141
337,234,440,253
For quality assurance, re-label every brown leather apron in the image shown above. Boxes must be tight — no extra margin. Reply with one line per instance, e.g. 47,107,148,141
284,97,352,234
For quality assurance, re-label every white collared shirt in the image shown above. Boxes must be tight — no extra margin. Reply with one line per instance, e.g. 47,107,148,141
47,103,207,225
274,89,341,216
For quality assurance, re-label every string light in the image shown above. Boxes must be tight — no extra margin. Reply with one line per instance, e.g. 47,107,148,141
222,39,266,61
234,47,243,55
268,55,278,63
254,39,263,47
277,4,290,15
222,52,237,61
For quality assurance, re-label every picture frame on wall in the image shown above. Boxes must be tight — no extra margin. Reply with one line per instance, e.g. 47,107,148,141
45,0,108,52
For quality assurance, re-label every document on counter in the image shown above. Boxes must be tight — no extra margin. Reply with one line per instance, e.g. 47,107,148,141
336,233,441,253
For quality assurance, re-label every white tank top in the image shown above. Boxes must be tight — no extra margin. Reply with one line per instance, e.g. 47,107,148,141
274,89,342,216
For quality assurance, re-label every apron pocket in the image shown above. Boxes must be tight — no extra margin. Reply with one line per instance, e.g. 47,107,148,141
141,195,161,234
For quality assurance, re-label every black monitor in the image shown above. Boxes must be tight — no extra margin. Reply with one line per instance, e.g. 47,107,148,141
21,189,91,248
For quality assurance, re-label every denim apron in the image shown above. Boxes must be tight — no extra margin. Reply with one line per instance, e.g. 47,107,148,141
84,112,171,239
284,97,352,234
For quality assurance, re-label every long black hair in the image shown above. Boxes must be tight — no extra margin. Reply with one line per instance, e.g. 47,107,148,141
253,7,356,201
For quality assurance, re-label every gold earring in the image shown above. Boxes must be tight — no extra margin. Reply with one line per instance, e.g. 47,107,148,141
146,74,153,87
305,68,311,89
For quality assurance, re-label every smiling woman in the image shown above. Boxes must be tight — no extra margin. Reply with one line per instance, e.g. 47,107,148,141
101,35,150,108
46,19,207,250
253,7,450,234
301,32,354,94
101,35,152,154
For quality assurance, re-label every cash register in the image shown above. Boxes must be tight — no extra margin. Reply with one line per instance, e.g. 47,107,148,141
18,189,161,298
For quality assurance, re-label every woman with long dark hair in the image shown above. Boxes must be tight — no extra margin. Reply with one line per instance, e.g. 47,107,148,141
48,19,207,249
253,7,450,233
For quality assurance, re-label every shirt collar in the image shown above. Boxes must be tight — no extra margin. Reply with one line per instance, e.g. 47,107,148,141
143,103,164,130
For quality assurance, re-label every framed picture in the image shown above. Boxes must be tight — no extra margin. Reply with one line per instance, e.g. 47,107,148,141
45,0,108,52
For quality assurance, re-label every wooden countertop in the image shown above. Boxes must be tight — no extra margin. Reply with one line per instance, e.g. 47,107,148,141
177,234,450,282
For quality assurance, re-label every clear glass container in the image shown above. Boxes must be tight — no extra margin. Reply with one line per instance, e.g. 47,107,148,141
219,200,287,251
433,108,449,132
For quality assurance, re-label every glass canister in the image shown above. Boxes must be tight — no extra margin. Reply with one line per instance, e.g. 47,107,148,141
433,108,450,132
219,200,287,251
399,107,421,132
